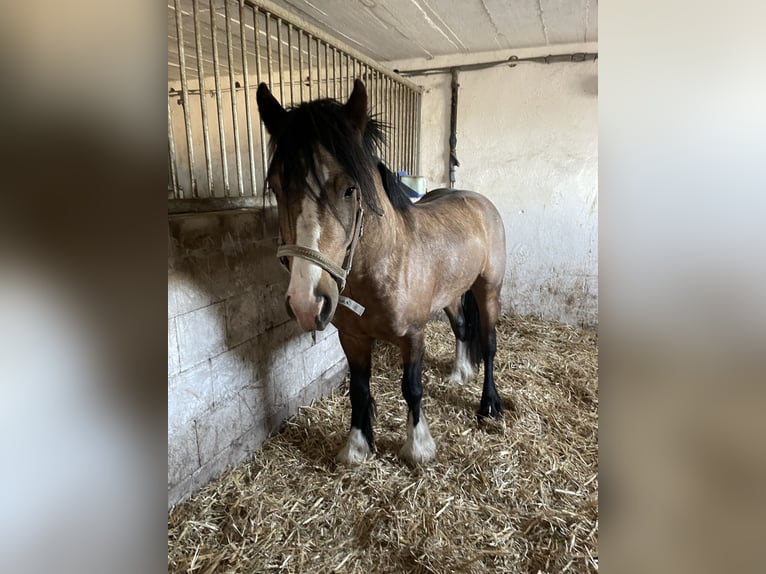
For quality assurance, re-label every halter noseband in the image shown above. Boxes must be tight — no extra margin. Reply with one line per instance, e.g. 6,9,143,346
276,190,366,316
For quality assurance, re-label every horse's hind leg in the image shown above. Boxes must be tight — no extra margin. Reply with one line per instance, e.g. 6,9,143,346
472,281,504,420
399,328,437,464
444,297,478,384
337,333,375,464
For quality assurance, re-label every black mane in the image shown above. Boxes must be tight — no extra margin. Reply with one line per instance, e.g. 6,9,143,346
267,97,411,215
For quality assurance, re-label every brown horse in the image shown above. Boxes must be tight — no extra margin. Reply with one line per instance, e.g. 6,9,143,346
256,80,506,465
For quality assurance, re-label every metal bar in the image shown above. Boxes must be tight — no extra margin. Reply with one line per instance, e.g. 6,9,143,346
409,91,420,175
410,89,416,173
276,17,284,104
404,87,410,172
393,80,398,170
316,37,322,98
168,97,179,197
449,68,460,188
173,0,197,197
223,0,244,196
265,12,273,88
416,91,422,176
377,69,382,123
324,41,329,98
239,0,257,197
243,0,421,93
254,7,269,193
330,47,336,99
297,29,303,102
348,54,353,98
387,76,392,167
287,25,294,105
307,33,313,100
209,0,229,195
395,52,599,77
192,0,213,196
397,82,403,171
254,7,268,209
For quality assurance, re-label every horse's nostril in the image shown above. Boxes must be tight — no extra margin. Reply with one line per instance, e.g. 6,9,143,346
284,296,295,319
316,294,332,329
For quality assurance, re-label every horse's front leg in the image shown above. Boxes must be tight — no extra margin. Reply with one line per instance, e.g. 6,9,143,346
399,330,437,464
336,332,375,465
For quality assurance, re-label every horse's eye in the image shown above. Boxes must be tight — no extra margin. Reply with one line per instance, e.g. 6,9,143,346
344,185,356,198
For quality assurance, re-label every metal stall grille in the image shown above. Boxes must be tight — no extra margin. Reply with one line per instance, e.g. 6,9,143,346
168,0,422,213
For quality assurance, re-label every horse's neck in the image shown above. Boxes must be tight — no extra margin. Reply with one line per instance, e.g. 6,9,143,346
357,182,407,266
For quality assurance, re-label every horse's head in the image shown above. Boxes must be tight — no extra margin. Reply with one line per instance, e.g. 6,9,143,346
257,80,378,331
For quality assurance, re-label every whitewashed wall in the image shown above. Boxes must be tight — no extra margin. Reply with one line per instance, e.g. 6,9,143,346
387,43,598,326
167,209,347,507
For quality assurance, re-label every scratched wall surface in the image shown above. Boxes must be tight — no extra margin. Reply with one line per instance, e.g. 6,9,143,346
167,209,348,507
389,45,598,326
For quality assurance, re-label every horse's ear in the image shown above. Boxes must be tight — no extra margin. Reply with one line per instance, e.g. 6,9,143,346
257,83,287,135
345,79,368,133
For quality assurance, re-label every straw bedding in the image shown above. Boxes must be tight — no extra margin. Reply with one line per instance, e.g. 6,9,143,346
168,315,598,573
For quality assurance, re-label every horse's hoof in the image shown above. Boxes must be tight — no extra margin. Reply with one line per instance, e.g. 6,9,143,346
399,439,436,465
400,414,437,465
476,400,504,422
336,428,372,465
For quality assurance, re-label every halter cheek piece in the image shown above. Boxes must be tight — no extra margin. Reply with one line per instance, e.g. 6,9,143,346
276,190,366,316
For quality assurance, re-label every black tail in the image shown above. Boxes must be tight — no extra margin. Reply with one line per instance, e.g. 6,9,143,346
462,290,482,368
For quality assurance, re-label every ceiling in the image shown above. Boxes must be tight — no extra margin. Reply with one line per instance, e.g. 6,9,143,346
168,0,597,84
274,0,597,63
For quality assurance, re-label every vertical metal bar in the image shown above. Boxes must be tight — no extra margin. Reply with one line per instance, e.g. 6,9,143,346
381,73,387,140
346,54,354,97
297,29,303,102
408,89,415,173
287,25,295,105
324,42,329,98
399,84,407,169
409,89,415,173
330,47,335,99
316,39,322,98
239,0,257,197
340,52,348,100
390,78,395,168
254,7,269,193
391,79,397,169
168,97,179,198
209,0,229,195
173,0,198,197
393,82,402,172
265,12,273,89
307,33,313,100
276,18,284,104
415,91,422,176
192,0,213,196
224,0,244,196
316,37,322,98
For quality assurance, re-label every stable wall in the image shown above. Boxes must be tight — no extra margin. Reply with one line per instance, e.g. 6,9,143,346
387,43,598,326
167,208,347,507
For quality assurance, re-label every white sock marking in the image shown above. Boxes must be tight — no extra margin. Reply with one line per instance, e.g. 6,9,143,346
336,428,371,465
448,339,475,384
400,411,436,464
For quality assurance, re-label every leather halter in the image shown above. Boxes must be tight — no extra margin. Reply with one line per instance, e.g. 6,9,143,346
276,190,366,316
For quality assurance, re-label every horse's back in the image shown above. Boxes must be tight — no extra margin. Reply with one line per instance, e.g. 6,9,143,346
416,188,505,243
411,187,506,291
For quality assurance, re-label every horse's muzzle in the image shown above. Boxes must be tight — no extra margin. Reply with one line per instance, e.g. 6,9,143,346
285,292,335,331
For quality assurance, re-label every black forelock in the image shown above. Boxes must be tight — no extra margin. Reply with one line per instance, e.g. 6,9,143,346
266,97,409,215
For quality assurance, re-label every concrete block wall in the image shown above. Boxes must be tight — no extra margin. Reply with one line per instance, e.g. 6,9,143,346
168,207,348,507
